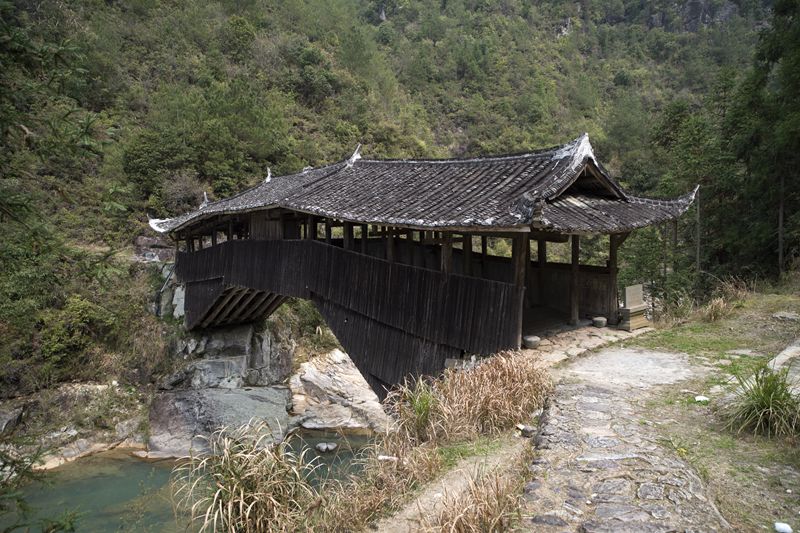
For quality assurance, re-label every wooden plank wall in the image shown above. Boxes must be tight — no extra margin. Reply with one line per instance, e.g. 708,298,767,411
176,239,524,356
313,294,459,400
535,263,613,318
183,277,226,330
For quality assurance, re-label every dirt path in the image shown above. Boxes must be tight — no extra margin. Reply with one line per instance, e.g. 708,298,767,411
372,437,525,533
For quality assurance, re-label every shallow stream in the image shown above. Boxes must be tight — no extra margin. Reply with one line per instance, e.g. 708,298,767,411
1,431,370,533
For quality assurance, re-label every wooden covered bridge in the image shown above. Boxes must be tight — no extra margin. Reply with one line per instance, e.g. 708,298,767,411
150,134,695,397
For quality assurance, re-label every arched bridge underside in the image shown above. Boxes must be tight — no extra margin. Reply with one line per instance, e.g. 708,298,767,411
176,239,524,398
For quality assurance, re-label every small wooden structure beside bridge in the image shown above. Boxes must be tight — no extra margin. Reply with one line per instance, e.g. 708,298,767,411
150,134,696,397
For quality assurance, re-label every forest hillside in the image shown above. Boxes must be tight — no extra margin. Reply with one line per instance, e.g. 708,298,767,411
1,0,798,394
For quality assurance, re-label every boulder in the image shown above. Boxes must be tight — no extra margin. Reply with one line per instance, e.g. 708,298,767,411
161,324,294,391
172,286,185,318
523,335,541,350
0,405,26,436
147,386,304,458
290,349,390,434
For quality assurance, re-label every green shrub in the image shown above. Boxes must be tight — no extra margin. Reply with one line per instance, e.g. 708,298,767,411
391,376,440,444
727,363,799,438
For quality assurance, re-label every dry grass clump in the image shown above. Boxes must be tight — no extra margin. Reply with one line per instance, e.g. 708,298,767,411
439,351,550,436
172,351,550,533
388,350,551,443
421,444,534,532
652,289,695,326
421,469,520,533
654,277,751,325
318,432,443,532
172,420,322,533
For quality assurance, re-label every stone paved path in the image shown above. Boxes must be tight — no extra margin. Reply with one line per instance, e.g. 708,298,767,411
518,331,732,533
524,324,654,364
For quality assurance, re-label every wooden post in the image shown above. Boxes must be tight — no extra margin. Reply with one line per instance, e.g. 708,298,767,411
609,234,619,325
406,231,414,265
420,231,428,268
441,231,453,275
307,216,316,240
570,234,580,325
481,236,488,277
212,220,217,246
523,234,533,307
387,226,394,263
361,224,368,254
512,234,526,288
512,234,527,348
538,240,546,306
227,218,233,241
325,218,332,245
343,222,353,251
463,234,473,277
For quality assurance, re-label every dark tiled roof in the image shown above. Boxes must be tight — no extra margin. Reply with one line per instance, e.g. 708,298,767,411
149,134,695,235
537,188,698,234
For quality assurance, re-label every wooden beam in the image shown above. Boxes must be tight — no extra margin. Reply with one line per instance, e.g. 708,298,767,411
251,293,280,319
361,224,368,254
609,234,620,325
227,289,260,322
512,234,526,288
201,288,241,328
464,234,473,277
325,218,332,245
614,232,631,247
538,240,547,306
213,287,249,326
570,235,580,325
261,295,287,318
307,215,316,240
523,233,533,307
481,236,487,277
343,222,354,251
441,231,453,276
211,221,217,246
421,236,467,245
237,292,271,322
405,231,414,265
387,226,394,263
529,230,570,243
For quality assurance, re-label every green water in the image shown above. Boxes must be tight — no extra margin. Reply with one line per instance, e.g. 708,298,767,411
0,450,178,533
1,431,370,533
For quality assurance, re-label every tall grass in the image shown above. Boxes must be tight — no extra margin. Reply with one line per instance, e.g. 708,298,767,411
317,432,443,532
420,469,520,533
172,420,322,533
727,363,799,438
172,350,551,532
653,276,750,325
390,376,441,444
388,350,551,442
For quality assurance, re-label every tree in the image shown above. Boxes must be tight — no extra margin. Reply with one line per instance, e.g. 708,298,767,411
0,0,114,238
726,0,800,274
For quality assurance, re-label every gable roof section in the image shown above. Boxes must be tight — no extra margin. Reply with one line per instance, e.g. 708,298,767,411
149,134,695,235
